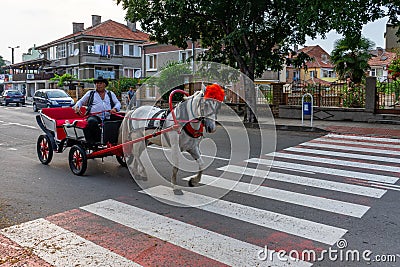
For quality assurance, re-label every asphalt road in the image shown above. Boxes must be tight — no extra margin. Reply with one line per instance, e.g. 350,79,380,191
0,104,399,266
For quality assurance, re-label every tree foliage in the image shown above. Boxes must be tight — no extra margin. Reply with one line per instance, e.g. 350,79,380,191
108,77,140,97
116,0,391,82
330,36,375,84
0,56,6,74
50,73,77,88
116,0,396,121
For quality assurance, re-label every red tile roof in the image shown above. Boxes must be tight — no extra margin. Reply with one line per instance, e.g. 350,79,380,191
38,20,149,48
368,50,396,67
298,45,334,69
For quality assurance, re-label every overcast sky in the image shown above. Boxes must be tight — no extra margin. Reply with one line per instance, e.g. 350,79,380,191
1,0,389,63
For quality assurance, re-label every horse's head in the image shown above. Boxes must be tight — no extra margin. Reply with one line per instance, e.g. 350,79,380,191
201,84,224,133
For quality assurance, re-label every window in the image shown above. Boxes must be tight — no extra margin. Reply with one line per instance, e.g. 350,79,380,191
309,70,317,78
370,68,376,77
94,41,115,55
321,69,336,78
179,50,192,62
370,68,383,77
321,54,328,63
68,42,74,56
124,68,141,78
123,43,141,57
47,46,57,60
56,43,67,58
146,55,157,70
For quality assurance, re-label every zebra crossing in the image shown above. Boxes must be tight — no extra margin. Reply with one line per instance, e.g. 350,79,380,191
1,133,399,266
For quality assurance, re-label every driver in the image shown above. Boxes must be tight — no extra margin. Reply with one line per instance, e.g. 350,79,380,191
73,76,121,144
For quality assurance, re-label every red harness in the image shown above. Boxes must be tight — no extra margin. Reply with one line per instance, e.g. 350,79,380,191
183,122,204,138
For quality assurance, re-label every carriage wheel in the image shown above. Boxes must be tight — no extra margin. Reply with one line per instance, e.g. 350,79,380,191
37,134,53,165
69,145,87,176
116,155,127,167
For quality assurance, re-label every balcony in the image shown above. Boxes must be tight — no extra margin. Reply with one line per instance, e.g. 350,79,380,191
12,73,55,81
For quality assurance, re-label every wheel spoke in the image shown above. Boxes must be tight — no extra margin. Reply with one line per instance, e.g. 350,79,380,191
73,151,82,170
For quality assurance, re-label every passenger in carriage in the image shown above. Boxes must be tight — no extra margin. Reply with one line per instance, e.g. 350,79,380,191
73,76,121,144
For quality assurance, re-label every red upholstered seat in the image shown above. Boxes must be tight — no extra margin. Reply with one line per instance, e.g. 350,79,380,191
41,107,87,127
41,107,88,140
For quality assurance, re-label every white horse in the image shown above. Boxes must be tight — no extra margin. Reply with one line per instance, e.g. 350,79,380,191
120,84,224,193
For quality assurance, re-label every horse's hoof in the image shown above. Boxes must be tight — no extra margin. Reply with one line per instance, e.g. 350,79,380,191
173,189,184,195
188,179,199,187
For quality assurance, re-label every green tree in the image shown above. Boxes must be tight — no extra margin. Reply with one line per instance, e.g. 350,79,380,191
108,77,139,97
330,36,374,84
116,0,390,122
0,55,6,74
50,73,77,88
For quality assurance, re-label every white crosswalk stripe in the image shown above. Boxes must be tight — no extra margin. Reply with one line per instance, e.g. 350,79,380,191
216,165,386,198
0,218,142,267
141,185,347,245
247,158,398,184
187,172,369,217
1,134,398,266
326,133,400,143
301,141,400,156
284,147,400,164
314,137,400,149
82,199,312,267
271,152,400,173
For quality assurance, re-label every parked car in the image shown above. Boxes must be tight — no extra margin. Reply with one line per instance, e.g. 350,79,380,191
33,89,75,112
0,90,25,106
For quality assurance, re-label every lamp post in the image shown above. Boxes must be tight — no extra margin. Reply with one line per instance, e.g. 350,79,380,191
8,46,20,64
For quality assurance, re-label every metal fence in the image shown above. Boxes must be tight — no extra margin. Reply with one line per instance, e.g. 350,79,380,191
376,79,400,110
283,80,366,108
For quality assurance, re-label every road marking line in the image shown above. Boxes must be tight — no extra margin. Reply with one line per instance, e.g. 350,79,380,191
82,199,312,267
140,185,347,245
285,147,400,164
326,134,400,144
315,137,400,149
189,172,370,217
248,158,398,184
300,142,400,156
271,152,400,173
0,218,142,267
216,165,385,198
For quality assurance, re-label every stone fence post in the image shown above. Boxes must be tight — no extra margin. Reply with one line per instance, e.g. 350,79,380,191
365,76,377,113
271,82,286,117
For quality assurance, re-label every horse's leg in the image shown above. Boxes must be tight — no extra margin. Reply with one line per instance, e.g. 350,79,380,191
187,145,204,187
169,132,183,195
126,130,147,180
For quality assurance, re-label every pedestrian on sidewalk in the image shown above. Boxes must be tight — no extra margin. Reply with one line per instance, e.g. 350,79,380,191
127,86,137,108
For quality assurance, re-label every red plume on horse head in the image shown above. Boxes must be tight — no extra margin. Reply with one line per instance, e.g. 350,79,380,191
204,84,225,102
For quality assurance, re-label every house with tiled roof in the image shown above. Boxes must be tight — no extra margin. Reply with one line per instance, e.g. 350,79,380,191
367,47,396,82
7,15,149,98
36,15,149,81
286,45,336,84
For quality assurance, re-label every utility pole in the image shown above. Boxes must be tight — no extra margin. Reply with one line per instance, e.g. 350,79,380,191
8,46,20,64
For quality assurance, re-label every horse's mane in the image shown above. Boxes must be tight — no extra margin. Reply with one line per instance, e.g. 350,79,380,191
183,90,202,101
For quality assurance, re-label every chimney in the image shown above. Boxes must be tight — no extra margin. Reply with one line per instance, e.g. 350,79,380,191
127,20,137,32
377,47,384,56
92,15,101,27
73,22,84,33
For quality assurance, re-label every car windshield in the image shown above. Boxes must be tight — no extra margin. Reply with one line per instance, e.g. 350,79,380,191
46,90,69,98
7,91,23,96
